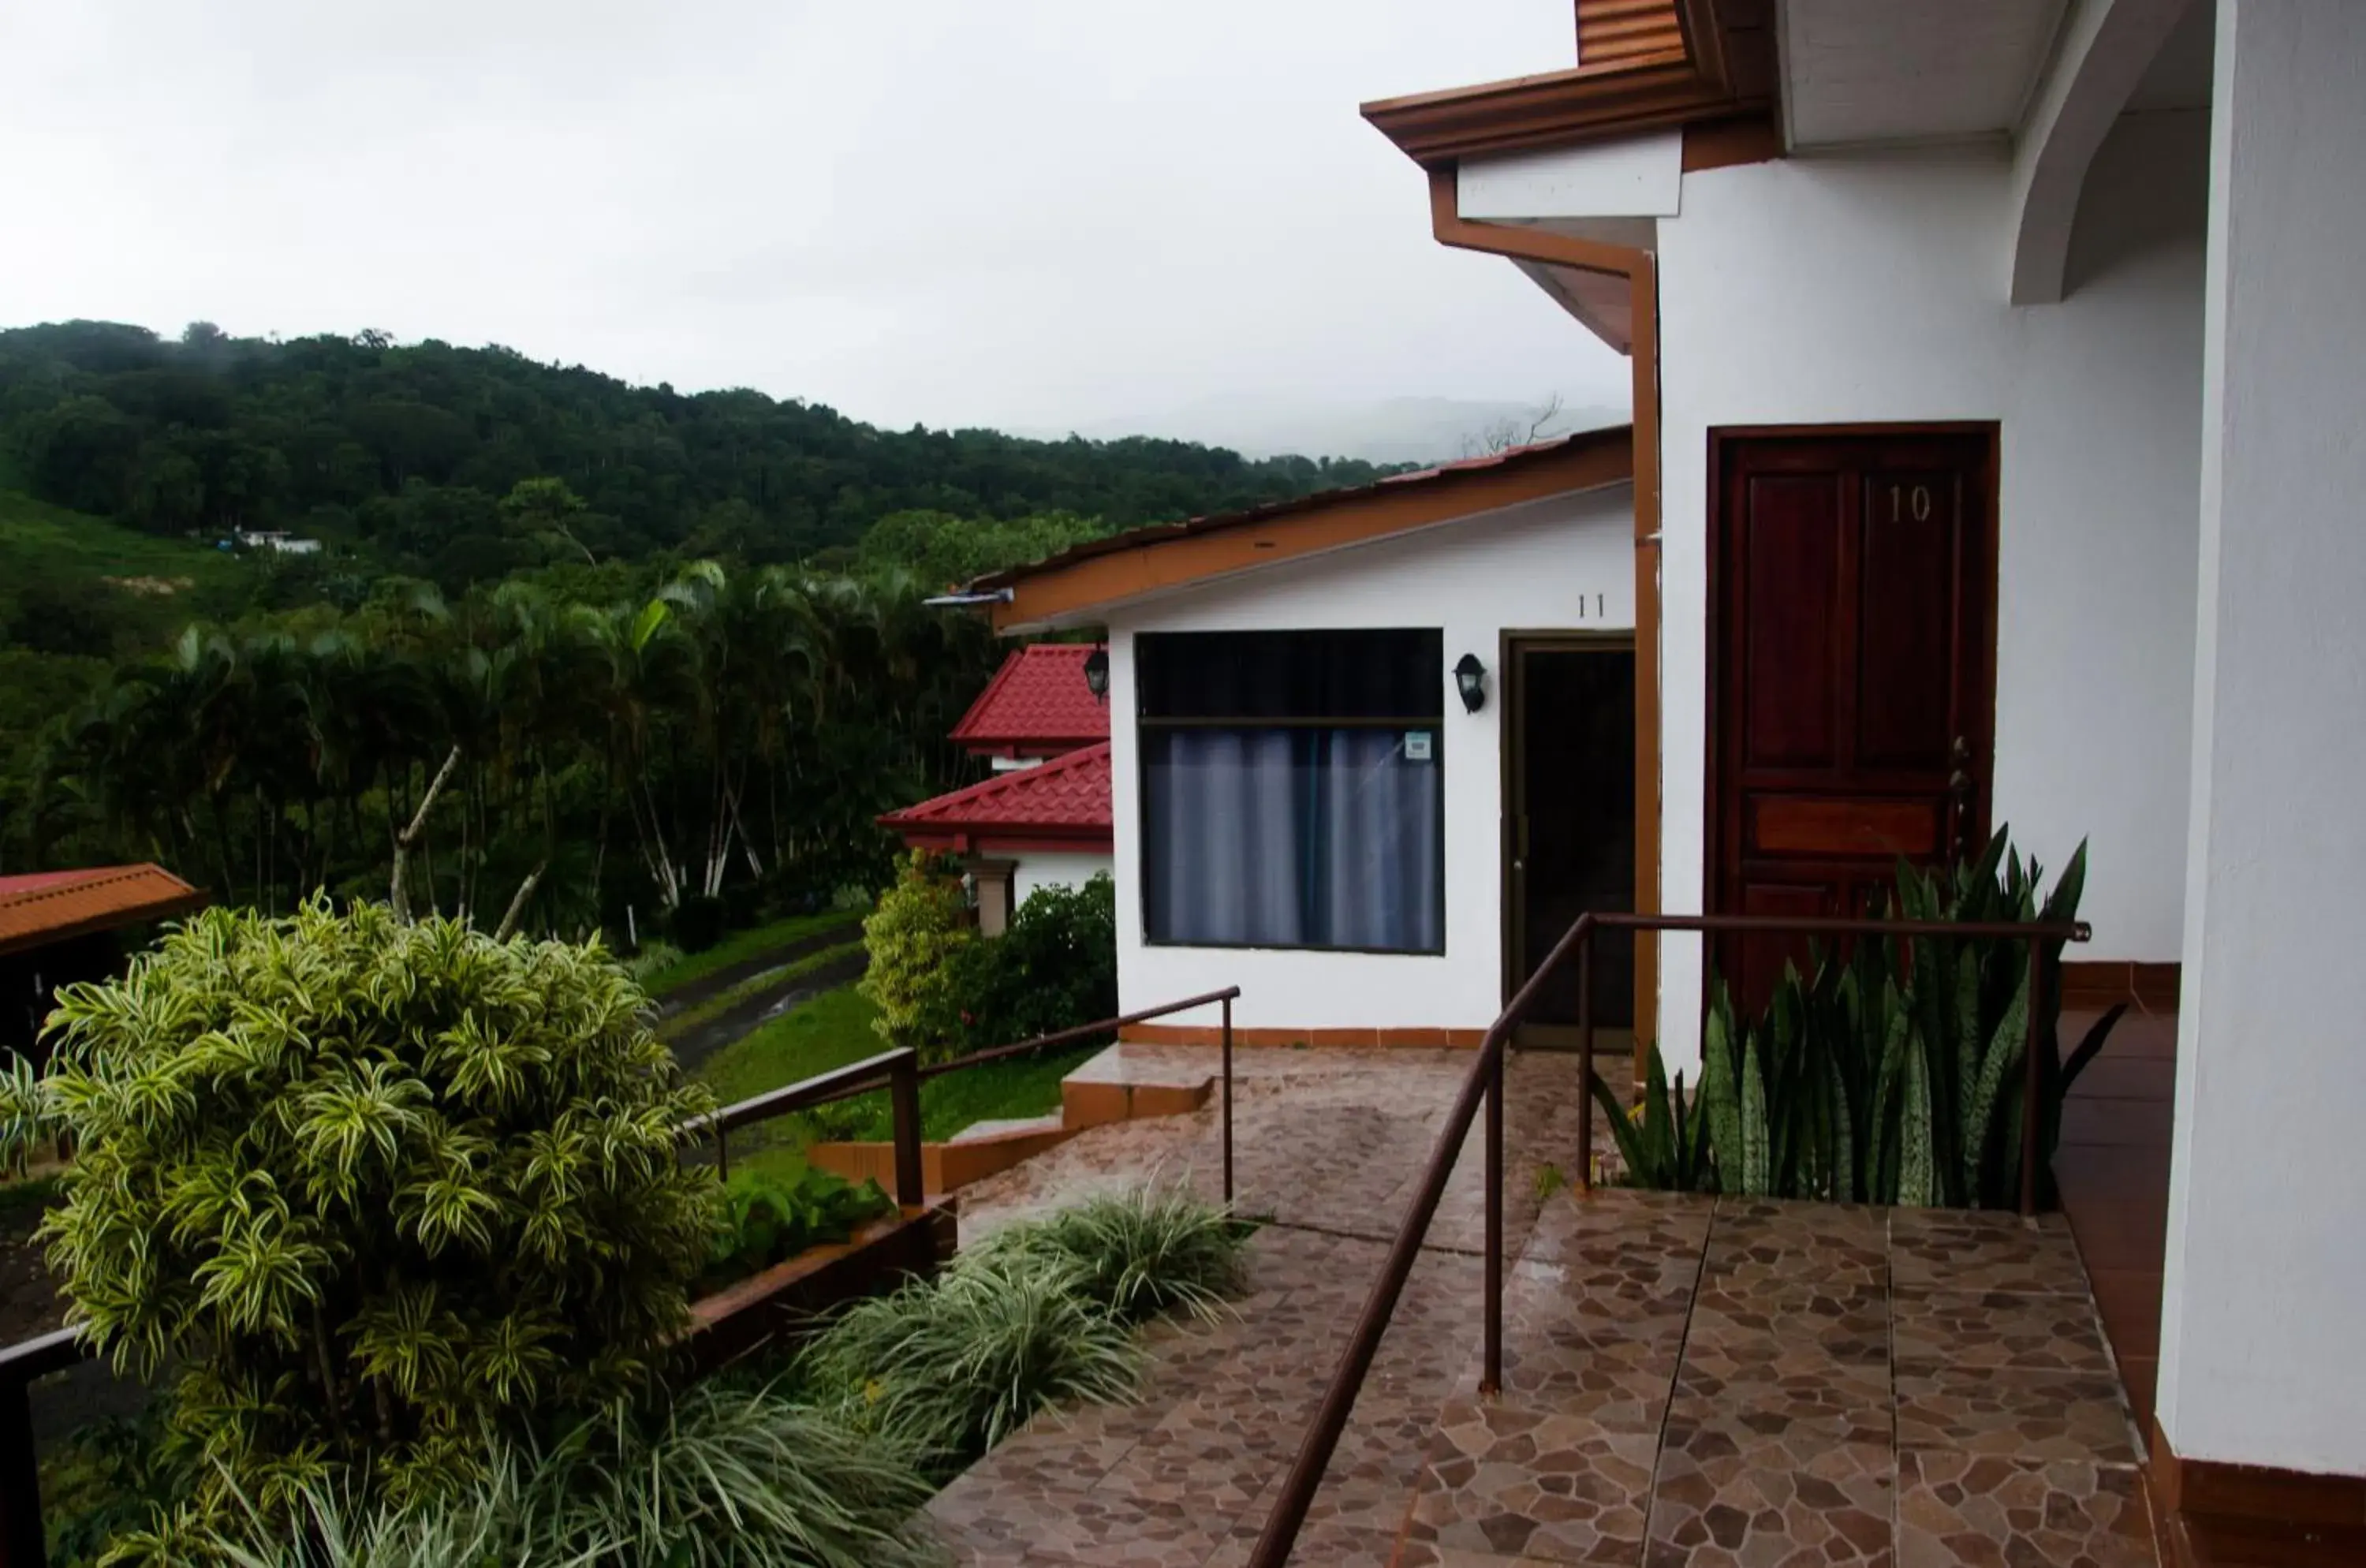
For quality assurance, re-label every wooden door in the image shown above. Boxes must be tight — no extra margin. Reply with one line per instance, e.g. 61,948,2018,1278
1707,428,1996,1011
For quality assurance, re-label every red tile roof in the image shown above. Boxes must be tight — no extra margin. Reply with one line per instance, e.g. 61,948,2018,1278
949,644,1110,753
881,743,1112,849
0,864,208,957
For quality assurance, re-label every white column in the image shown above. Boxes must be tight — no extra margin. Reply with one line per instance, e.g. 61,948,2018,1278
2158,0,2366,1477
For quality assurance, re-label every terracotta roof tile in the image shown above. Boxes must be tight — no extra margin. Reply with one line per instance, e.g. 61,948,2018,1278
949,645,1110,751
0,864,208,957
881,743,1111,844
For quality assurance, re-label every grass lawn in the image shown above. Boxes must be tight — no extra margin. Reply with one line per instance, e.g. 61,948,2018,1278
696,984,887,1108
691,982,1109,1152
639,907,867,998
659,939,867,1040
838,1045,1102,1142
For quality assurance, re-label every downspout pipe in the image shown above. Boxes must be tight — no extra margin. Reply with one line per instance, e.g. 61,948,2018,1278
1422,162,1664,1066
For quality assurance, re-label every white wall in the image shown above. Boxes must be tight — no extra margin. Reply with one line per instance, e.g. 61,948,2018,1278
1013,851,1112,906
1105,488,1633,1032
1649,115,2207,1066
2158,0,2366,1479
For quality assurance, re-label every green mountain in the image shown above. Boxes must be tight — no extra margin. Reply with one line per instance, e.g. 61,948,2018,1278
0,319,1394,595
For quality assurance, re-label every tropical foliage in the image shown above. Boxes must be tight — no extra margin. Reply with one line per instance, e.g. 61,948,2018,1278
975,1185,1250,1328
804,1250,1141,1470
802,1186,1245,1474
1588,1042,1712,1194
944,873,1119,1054
2,317,1398,901
22,902,718,1542
858,864,1119,1066
199,1380,939,1568
700,1168,894,1295
34,560,998,936
1595,831,2124,1209
856,853,977,1062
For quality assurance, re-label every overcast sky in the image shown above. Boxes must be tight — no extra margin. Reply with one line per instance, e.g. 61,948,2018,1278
2,1,1630,439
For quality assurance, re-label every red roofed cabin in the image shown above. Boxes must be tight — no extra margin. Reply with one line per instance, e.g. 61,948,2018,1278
883,644,1113,935
0,864,208,1069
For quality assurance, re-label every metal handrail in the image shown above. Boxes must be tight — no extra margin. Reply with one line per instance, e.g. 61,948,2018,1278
687,985,1243,1205
1245,909,2088,1566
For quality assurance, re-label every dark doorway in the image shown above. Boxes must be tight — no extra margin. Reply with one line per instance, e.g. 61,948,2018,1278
1504,636,1635,1051
1707,427,1997,1013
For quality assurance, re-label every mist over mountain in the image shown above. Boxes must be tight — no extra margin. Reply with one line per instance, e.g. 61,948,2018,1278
1018,394,1630,467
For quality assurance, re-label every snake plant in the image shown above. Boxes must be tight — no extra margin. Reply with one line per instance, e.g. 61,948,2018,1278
1592,827,2123,1209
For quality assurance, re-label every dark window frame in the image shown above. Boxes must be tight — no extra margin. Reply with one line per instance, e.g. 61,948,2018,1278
1134,629,1450,956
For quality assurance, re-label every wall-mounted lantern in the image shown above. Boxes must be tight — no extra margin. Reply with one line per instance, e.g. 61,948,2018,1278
1454,652,1487,713
1082,646,1110,703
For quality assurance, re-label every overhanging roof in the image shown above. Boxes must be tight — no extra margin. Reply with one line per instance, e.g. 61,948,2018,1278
1361,0,1775,170
972,426,1633,634
0,864,208,958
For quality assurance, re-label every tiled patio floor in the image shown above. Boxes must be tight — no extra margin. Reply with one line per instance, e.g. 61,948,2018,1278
2055,999,2177,1435
928,1046,2159,1566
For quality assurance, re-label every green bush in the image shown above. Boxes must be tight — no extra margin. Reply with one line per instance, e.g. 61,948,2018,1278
977,1185,1248,1327
195,1380,937,1568
800,1186,1242,1474
950,874,1118,1051
621,940,684,984
700,1167,894,1294
28,901,719,1532
802,1249,1140,1471
857,852,975,1063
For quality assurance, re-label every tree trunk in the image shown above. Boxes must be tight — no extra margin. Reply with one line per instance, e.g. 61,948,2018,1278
390,745,461,922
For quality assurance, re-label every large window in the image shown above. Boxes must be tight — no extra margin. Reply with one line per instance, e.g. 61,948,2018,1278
1138,629,1445,954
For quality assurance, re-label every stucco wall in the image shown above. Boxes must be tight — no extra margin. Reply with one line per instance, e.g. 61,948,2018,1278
1013,850,1112,906
1104,487,1633,1032
1650,112,2207,1066
2158,0,2366,1479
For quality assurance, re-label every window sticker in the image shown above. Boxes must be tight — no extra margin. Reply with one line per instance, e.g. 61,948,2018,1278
1404,730,1434,761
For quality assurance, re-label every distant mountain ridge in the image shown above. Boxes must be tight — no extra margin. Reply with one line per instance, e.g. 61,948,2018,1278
1017,394,1630,468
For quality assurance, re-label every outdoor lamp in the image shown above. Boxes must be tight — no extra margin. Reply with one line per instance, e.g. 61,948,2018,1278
1454,652,1487,713
1082,646,1110,701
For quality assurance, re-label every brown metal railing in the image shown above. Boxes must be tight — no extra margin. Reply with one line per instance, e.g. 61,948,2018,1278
0,989,1243,1568
685,985,1243,1206
1245,911,2088,1567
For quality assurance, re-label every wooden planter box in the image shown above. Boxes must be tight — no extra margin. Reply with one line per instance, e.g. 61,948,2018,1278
808,1121,1076,1196
682,1198,958,1372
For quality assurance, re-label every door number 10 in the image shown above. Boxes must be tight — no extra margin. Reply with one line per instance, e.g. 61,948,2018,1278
1888,483,1934,522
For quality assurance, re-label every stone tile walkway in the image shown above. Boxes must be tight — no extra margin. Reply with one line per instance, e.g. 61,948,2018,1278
927,1047,2159,1567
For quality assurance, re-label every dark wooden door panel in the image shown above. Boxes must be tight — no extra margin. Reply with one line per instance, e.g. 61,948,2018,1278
1742,474,1844,770
1710,429,1995,1013
1856,471,1963,769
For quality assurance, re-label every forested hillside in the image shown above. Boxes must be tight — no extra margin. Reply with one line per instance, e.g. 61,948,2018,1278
0,319,1392,935
0,319,1386,585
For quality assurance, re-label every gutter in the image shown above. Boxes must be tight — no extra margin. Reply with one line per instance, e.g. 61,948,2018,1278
1420,162,1666,1062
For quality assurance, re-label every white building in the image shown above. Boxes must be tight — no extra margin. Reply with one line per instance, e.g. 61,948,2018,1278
979,0,2366,1544
975,432,1636,1048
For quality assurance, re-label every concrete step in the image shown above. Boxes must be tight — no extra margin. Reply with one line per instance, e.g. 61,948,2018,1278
1060,1043,1215,1129
950,1113,1068,1145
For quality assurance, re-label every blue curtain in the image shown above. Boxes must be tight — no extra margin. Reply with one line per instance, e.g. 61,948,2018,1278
1143,727,1442,952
